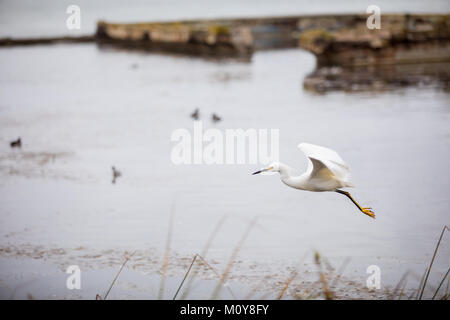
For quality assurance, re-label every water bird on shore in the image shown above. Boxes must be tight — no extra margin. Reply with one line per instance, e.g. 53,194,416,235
10,137,21,148
191,108,200,120
112,166,121,184
252,143,375,219
212,113,222,122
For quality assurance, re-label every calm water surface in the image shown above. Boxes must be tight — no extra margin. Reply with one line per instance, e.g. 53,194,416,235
0,42,449,298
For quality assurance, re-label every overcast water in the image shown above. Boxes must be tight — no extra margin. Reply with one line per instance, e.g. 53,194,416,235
0,0,449,299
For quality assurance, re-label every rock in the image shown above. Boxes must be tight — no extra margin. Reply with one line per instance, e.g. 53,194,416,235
95,21,254,58
299,14,450,66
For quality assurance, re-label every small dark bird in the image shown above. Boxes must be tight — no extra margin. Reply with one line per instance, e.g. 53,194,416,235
191,108,199,120
212,113,222,123
10,137,21,148
112,166,122,184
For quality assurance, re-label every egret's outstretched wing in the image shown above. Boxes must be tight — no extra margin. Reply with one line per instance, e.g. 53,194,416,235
298,143,351,182
307,157,335,180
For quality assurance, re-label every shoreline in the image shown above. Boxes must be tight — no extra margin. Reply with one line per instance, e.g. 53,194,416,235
0,244,398,300
0,35,95,47
2,13,448,92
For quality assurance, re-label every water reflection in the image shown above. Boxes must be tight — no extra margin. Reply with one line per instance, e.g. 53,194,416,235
304,63,450,93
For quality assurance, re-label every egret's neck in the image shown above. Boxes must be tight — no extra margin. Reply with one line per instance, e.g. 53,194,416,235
278,162,309,190
278,162,293,180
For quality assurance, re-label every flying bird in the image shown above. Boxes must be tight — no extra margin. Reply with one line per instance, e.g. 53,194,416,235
252,143,375,219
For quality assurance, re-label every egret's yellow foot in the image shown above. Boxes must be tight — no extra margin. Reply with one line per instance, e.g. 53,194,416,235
335,190,375,220
361,207,375,219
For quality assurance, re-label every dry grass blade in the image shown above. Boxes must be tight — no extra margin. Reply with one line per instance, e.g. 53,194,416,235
277,252,309,300
397,276,409,300
314,251,333,300
300,258,349,300
197,254,237,299
181,253,237,299
174,252,237,299
446,275,450,297
418,225,448,300
173,254,198,300
413,268,427,300
277,271,297,300
301,281,321,300
432,267,450,300
180,215,227,300
158,202,175,300
304,257,350,300
328,257,351,289
389,270,410,300
103,251,135,300
211,216,258,300
200,215,228,257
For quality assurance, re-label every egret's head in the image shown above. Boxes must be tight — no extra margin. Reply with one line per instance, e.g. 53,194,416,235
252,162,280,175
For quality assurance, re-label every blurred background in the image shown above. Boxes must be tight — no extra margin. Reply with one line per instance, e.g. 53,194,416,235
0,0,449,299
1,0,450,37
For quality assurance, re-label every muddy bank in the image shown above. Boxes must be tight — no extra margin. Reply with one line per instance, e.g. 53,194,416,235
0,244,396,300
0,36,94,47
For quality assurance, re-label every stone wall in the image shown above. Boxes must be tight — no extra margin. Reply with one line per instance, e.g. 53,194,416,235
298,14,450,66
95,14,450,63
95,20,254,58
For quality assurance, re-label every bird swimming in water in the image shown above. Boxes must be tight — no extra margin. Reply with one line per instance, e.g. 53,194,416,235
112,166,122,184
212,113,222,122
10,137,21,148
252,143,375,219
191,108,200,120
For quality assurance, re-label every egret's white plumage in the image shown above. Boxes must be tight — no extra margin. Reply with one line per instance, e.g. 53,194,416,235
252,143,375,219
298,142,353,190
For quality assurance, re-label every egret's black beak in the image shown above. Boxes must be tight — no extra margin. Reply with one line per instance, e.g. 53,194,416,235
252,168,269,175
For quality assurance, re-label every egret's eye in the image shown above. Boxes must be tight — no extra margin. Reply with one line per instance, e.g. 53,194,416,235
267,166,274,171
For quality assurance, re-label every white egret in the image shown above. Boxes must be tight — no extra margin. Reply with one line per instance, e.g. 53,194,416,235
252,143,375,219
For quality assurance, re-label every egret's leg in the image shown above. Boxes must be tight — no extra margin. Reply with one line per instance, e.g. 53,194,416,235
336,190,375,219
